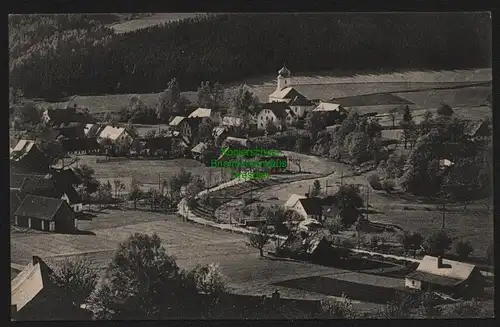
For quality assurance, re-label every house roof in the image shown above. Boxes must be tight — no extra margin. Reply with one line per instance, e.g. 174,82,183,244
14,195,67,221
56,125,84,140
463,119,487,137
99,126,127,140
289,95,312,106
261,102,290,119
284,194,307,208
313,102,342,112
140,136,172,149
61,138,101,152
222,116,243,127
188,108,215,119
11,258,57,312
298,198,323,216
405,270,463,287
191,142,208,154
10,140,38,161
212,126,228,138
407,256,477,286
10,174,28,190
222,137,252,149
169,116,186,126
269,87,304,101
50,168,82,186
15,174,58,197
84,124,103,138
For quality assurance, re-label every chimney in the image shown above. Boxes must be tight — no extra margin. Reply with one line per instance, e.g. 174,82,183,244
437,256,443,268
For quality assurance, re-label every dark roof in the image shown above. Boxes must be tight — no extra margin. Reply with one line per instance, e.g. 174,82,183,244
330,93,413,107
289,95,312,106
436,104,454,116
61,138,100,152
140,137,172,149
55,125,85,139
262,102,290,119
406,270,463,287
14,195,67,221
298,198,323,216
16,174,58,197
50,168,82,186
10,191,22,214
10,174,27,190
182,117,202,130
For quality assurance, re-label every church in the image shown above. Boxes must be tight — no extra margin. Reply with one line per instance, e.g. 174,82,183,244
257,65,315,130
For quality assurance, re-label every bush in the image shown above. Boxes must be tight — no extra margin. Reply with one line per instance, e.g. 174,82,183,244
368,173,382,190
454,240,474,260
382,179,395,192
326,217,344,234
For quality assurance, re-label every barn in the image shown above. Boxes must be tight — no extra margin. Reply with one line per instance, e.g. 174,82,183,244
405,255,484,300
13,195,76,233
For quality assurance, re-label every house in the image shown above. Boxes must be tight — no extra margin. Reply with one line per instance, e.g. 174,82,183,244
11,256,93,320
191,142,208,161
291,197,323,220
188,108,222,124
284,194,307,210
298,218,323,232
222,116,244,127
50,168,82,187
13,195,76,232
61,138,101,155
312,101,343,113
84,123,103,138
212,126,229,146
268,65,307,103
98,125,134,144
221,136,253,149
169,116,186,128
439,158,454,170
257,102,295,130
138,136,173,156
289,96,314,118
12,173,83,213
463,119,490,140
178,118,201,145
41,107,91,126
10,140,51,174
55,122,85,139
405,256,485,299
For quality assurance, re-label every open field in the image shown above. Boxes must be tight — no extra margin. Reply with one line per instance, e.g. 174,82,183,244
109,13,205,34
60,157,233,191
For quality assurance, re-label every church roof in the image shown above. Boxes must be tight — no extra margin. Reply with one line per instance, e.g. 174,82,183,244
269,87,304,101
278,64,291,77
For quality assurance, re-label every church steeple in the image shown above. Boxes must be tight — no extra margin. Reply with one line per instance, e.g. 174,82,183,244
277,63,291,91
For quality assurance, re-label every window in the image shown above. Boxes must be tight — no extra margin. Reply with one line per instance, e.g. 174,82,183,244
411,280,415,286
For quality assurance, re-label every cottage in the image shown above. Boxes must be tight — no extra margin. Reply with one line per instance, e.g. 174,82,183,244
188,108,222,124
405,256,485,299
257,102,295,130
10,140,51,174
268,65,307,103
11,256,92,320
284,194,307,210
13,195,76,232
61,137,101,155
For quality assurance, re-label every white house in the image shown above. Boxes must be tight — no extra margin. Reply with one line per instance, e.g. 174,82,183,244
284,194,307,210
289,95,314,118
291,198,323,220
188,108,221,125
98,126,134,144
257,102,296,130
268,65,307,103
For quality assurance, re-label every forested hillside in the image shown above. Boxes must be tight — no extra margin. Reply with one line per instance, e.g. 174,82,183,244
9,13,491,99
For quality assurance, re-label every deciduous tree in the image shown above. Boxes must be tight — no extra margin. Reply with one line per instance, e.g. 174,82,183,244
246,226,271,257
53,257,98,306
426,230,452,256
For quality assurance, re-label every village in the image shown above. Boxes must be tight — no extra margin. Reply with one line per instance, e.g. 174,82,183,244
9,61,494,319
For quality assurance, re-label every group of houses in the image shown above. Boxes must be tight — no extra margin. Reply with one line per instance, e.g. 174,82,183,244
10,139,83,233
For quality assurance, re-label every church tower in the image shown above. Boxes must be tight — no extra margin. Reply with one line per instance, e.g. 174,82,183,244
276,64,291,92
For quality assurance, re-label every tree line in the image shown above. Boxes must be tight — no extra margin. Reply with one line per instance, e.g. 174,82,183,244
9,13,491,99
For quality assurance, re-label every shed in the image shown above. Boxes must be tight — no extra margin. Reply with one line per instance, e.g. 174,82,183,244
13,195,75,232
405,255,484,299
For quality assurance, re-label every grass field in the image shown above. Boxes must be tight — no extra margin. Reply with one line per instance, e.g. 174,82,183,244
109,13,205,34
61,157,233,191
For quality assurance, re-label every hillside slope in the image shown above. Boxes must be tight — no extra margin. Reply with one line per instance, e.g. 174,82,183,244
9,13,491,99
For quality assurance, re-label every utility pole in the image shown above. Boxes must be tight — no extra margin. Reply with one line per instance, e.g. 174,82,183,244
365,186,369,221
442,201,446,229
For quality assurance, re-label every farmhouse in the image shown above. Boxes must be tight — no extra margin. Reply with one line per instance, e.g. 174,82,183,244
13,195,76,232
405,256,484,299
11,256,92,320
188,107,222,124
61,137,101,155
178,118,201,145
257,102,295,130
98,125,134,144
268,65,307,103
10,140,51,174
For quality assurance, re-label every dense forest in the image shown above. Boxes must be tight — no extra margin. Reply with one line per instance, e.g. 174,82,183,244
9,13,491,99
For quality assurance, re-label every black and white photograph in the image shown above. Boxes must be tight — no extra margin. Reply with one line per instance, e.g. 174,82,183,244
9,12,493,320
